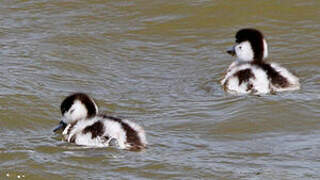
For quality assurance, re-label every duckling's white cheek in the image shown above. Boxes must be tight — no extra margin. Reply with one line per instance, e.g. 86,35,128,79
62,113,72,124
236,41,254,62
68,100,88,122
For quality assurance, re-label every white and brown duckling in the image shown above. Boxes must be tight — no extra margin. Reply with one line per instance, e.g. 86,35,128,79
221,28,300,95
53,93,147,151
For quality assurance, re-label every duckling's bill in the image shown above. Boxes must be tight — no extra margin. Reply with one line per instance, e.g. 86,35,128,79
53,120,67,133
227,46,236,56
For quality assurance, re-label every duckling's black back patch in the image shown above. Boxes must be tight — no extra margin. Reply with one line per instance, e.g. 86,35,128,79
102,115,143,147
234,69,255,85
257,63,289,88
82,121,105,139
121,121,143,147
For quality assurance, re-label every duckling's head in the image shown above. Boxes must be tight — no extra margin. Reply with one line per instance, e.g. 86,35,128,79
53,93,98,132
227,28,268,63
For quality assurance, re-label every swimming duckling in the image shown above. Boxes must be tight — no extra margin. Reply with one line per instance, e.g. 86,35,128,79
221,28,300,95
53,93,147,150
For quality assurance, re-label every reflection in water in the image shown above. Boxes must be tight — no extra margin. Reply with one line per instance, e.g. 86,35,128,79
0,0,320,179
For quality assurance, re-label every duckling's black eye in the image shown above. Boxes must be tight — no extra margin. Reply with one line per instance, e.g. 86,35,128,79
239,46,242,49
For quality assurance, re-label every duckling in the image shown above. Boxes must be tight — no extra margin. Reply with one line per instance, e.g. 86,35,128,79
53,93,147,150
221,28,300,95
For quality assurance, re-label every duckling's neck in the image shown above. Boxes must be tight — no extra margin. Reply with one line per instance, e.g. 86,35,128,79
251,58,265,65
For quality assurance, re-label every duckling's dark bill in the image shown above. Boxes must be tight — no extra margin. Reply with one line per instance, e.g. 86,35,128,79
227,46,236,56
53,120,67,133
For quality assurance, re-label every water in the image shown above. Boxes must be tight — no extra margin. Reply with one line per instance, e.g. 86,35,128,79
0,0,319,179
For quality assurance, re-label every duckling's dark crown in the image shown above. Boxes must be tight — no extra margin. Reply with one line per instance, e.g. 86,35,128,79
235,28,266,61
60,93,97,118
235,28,264,43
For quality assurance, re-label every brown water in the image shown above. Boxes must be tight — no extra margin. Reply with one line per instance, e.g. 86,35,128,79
0,0,320,179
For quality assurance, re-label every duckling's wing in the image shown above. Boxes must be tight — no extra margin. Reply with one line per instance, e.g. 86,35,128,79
270,63,300,91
